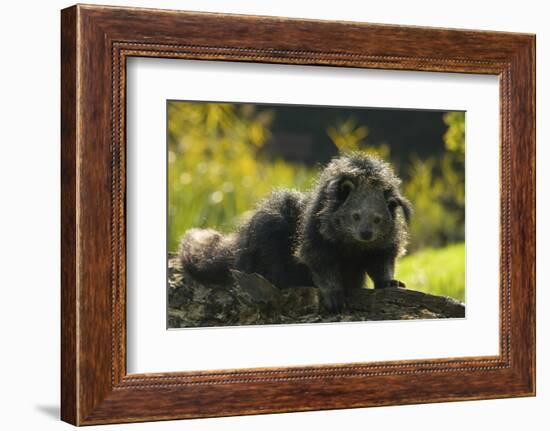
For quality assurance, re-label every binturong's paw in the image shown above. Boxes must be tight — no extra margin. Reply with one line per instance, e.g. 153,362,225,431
320,289,345,314
375,279,406,289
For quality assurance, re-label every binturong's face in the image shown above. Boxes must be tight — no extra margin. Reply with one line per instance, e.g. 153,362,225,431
320,176,396,247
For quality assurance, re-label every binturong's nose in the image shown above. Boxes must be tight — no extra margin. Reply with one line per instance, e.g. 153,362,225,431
360,229,373,241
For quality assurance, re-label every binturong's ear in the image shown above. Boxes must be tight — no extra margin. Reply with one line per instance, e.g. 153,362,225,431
337,178,355,202
387,195,412,224
325,177,356,203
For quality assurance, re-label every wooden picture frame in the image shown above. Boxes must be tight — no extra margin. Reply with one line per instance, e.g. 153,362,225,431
61,4,535,425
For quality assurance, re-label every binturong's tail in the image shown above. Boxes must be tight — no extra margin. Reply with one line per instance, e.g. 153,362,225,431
178,228,235,284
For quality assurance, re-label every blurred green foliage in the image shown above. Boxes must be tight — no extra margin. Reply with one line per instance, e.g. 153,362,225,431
168,102,315,251
168,102,466,301
327,118,390,160
327,118,369,153
403,111,465,250
444,111,466,153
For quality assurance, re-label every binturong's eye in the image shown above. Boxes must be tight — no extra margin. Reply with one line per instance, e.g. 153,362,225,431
387,197,398,210
339,179,355,201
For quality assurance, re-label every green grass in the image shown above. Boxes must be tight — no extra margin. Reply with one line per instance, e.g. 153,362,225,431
395,242,465,302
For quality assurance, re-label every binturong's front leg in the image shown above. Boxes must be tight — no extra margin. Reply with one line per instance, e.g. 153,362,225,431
366,253,406,290
310,267,345,313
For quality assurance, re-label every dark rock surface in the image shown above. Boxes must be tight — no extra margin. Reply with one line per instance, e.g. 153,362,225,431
167,254,465,328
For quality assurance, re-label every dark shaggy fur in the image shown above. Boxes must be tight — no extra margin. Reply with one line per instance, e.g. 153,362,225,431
178,153,412,312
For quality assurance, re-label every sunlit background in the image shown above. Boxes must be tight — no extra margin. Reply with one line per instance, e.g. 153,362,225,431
167,101,465,301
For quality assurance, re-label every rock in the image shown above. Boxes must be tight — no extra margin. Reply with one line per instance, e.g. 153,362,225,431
167,254,465,328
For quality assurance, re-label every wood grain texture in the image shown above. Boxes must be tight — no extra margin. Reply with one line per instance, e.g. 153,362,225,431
60,6,78,425
60,4,536,425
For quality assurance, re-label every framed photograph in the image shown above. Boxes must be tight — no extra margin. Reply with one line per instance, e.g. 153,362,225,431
61,4,535,425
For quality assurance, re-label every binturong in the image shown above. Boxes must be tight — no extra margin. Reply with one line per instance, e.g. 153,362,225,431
178,153,412,313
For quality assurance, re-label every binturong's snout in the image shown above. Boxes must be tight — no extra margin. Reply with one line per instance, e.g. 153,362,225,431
360,228,374,241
